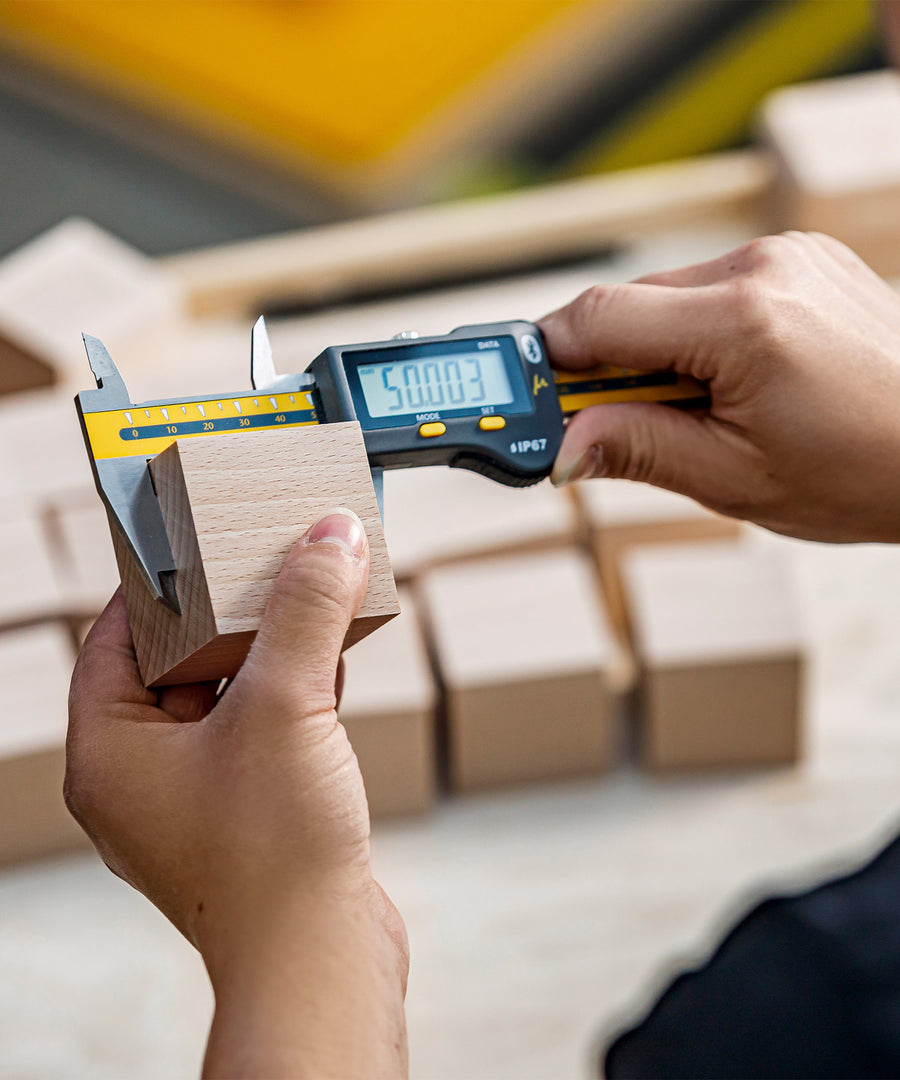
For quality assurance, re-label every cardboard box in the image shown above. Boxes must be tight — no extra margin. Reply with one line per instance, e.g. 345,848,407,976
421,548,622,792
383,466,580,581
0,623,88,865
575,478,740,641
338,587,436,819
623,539,804,771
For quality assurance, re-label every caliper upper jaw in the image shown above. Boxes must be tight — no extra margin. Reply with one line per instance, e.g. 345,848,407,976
76,334,180,614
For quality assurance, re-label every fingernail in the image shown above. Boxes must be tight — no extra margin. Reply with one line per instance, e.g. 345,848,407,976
303,509,367,558
550,445,599,487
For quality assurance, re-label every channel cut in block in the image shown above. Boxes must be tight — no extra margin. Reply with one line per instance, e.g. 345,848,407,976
575,478,740,641
421,548,622,792
338,587,436,819
623,540,804,771
115,422,399,686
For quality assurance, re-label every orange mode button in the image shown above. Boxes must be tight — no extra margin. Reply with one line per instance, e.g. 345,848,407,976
478,415,506,431
418,421,446,438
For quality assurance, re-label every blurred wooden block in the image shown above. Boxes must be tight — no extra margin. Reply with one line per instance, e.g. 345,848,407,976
0,515,67,628
383,466,581,581
339,587,436,819
421,548,621,792
575,478,739,641
117,422,399,687
49,497,119,617
0,217,183,392
0,390,96,512
759,71,900,277
623,540,804,772
0,623,88,865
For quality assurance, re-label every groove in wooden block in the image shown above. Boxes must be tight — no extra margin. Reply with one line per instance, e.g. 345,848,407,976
623,540,805,771
115,422,398,686
421,548,621,792
339,587,436,819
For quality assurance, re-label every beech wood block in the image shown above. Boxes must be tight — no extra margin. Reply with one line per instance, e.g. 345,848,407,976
383,466,580,581
623,540,804,772
575,478,740,642
0,623,88,866
0,515,67,629
759,71,900,278
338,586,436,819
115,422,398,687
0,217,182,391
421,549,620,792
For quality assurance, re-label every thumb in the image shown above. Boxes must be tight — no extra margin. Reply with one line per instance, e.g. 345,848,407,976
551,402,727,505
233,509,370,716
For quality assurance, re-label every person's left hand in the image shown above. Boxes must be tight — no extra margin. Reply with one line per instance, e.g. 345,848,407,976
66,509,408,1079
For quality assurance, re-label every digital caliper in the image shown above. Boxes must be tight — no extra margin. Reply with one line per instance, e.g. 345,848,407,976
76,318,703,608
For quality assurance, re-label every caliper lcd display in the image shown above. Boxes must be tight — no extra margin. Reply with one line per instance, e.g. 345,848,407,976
357,348,514,418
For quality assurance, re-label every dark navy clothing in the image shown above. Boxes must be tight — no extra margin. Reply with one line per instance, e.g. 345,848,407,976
605,832,900,1079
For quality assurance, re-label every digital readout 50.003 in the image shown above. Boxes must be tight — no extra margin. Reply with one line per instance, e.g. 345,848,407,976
358,349,514,418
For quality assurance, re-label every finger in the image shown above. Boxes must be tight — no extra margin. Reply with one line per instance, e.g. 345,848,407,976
551,401,734,506
69,592,155,728
157,682,219,723
537,282,721,376
233,509,371,721
634,253,741,288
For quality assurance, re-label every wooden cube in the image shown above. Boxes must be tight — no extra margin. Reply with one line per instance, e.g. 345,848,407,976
0,217,182,392
116,422,399,686
575,478,740,641
383,465,580,580
623,540,804,771
0,623,88,866
338,587,436,819
759,70,900,277
420,548,621,792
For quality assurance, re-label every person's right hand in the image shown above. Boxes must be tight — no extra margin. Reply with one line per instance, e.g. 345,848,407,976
540,231,900,543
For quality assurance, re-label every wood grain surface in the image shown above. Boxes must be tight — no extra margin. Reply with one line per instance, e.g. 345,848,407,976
116,422,398,686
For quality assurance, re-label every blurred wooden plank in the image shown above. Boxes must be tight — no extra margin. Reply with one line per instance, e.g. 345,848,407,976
161,150,773,317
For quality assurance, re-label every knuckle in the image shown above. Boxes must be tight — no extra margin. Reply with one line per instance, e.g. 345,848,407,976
741,233,791,269
578,282,622,325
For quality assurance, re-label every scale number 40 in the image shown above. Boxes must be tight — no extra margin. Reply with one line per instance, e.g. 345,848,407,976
509,438,547,454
